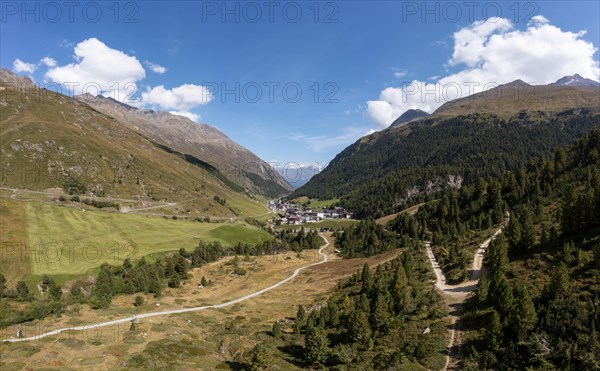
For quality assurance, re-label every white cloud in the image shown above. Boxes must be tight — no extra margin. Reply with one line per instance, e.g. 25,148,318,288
45,38,145,101
290,127,374,153
142,84,213,111
144,61,167,74
13,59,37,73
393,68,408,78
169,110,200,122
368,16,600,128
40,57,57,67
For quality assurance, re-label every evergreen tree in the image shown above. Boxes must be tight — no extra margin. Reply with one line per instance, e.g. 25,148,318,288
304,323,329,365
0,273,6,298
348,309,371,343
371,293,391,331
487,235,509,274
16,281,32,301
247,342,274,371
489,271,514,316
48,279,62,301
295,305,306,333
272,321,282,339
476,275,490,304
489,310,503,351
511,284,538,341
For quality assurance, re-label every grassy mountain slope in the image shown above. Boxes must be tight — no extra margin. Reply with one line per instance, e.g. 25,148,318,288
0,76,266,218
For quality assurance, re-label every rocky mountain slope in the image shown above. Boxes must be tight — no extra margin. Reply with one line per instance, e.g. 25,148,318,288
75,93,292,197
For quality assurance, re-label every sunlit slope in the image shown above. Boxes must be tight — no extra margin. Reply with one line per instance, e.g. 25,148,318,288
25,202,271,276
0,84,265,217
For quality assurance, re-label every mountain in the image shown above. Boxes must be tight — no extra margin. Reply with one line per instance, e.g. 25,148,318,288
293,80,600,218
75,93,292,197
389,109,429,128
0,69,270,217
277,164,322,189
431,79,600,119
552,73,600,87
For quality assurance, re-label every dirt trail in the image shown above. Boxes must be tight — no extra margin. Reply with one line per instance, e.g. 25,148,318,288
426,226,505,370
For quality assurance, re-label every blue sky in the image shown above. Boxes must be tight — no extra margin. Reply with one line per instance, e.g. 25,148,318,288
2,1,599,170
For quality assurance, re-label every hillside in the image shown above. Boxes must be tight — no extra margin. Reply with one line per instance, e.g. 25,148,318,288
293,80,600,218
432,80,600,119
75,92,291,197
395,130,600,369
0,71,268,218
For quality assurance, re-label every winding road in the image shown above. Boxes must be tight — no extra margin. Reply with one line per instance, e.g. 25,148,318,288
426,225,505,370
4,235,330,343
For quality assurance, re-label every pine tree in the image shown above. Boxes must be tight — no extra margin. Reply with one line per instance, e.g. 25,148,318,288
476,275,490,304
247,342,274,370
272,321,282,338
304,323,329,365
371,293,391,331
520,210,536,250
489,271,514,316
505,216,522,254
48,279,62,301
391,264,409,314
511,284,538,341
489,309,503,351
0,273,6,298
16,281,32,301
487,235,509,274
348,309,371,344
295,305,306,333
361,263,373,293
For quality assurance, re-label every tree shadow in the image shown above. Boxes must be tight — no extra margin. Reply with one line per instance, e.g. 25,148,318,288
277,344,306,368
224,361,246,370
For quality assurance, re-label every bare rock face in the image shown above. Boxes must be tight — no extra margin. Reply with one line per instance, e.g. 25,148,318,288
75,93,292,196
0,68,36,90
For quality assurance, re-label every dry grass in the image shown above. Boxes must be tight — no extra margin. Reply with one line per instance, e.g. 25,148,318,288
375,202,427,225
0,234,403,369
0,197,29,287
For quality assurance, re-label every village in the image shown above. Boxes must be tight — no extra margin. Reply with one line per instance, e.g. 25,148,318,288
268,199,353,225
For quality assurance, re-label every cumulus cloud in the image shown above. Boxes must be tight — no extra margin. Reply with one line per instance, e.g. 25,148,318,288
141,84,213,111
368,16,600,127
45,38,145,101
169,110,200,122
40,57,57,67
13,59,37,73
144,61,167,74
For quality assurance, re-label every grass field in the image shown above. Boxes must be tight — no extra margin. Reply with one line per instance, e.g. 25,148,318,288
0,198,29,286
25,202,271,277
290,196,340,209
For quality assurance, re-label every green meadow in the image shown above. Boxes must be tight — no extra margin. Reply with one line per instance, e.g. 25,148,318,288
25,202,271,277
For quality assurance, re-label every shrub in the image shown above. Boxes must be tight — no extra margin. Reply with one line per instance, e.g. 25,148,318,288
233,267,247,276
134,295,144,307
